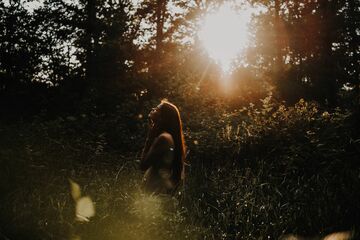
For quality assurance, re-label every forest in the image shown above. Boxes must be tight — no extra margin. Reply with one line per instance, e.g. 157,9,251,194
0,0,359,239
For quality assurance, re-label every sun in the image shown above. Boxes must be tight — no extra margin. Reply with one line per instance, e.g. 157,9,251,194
198,4,252,73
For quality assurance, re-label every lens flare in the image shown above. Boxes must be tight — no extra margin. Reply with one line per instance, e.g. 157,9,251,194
199,3,252,72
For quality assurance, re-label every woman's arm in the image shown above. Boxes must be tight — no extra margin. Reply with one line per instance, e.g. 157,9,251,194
141,133,153,161
141,124,158,166
140,133,173,171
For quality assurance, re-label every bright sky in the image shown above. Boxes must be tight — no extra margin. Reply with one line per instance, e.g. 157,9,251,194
14,0,264,74
198,2,263,73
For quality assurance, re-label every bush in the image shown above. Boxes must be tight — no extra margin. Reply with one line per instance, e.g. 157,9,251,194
181,95,360,239
1,94,359,239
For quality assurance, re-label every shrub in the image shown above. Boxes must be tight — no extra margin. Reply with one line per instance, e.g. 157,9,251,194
181,95,360,239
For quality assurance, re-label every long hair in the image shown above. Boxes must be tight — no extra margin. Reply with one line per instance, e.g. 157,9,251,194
158,100,186,185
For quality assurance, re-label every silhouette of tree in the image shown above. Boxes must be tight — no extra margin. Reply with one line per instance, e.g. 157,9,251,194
248,0,359,105
0,1,41,91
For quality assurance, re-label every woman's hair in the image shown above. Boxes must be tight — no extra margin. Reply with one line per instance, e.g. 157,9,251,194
158,100,186,185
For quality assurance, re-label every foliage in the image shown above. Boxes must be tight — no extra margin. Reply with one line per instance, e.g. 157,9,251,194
1,0,359,114
0,1,42,86
182,96,360,239
1,97,359,239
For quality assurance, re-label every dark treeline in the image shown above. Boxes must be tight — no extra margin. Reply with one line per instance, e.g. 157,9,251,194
0,0,359,119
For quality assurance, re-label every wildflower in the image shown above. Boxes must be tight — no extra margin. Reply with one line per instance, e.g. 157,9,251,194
322,111,330,118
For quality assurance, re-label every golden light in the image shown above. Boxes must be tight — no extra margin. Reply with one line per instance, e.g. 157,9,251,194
198,4,252,73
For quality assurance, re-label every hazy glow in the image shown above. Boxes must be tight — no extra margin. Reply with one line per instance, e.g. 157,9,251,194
199,4,252,72
132,193,163,220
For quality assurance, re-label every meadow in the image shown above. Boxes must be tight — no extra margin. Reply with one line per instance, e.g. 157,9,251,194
1,96,359,240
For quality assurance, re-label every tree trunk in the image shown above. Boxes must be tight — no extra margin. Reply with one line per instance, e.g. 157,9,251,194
155,0,166,55
85,0,97,84
321,0,337,106
274,0,282,72
348,0,360,105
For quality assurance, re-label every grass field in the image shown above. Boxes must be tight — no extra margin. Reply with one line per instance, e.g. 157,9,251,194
1,100,359,240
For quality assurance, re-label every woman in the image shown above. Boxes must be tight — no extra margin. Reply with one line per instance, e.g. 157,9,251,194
140,100,186,195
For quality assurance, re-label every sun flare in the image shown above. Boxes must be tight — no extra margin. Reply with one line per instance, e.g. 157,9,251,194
199,4,252,72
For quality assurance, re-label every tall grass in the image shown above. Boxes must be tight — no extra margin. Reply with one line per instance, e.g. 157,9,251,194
0,97,359,239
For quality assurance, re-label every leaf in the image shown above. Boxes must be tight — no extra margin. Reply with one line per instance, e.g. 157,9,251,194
76,196,95,222
69,179,81,201
323,231,352,240
66,116,77,121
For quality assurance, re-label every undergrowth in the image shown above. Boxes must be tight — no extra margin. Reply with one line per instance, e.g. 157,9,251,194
0,96,359,239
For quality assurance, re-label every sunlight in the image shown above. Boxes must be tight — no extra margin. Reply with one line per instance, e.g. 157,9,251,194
198,3,253,73
132,193,163,220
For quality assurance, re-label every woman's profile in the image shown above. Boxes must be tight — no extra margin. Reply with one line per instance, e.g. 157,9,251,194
140,100,186,195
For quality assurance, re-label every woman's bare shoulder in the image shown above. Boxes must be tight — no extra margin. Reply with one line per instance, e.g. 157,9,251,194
157,132,174,146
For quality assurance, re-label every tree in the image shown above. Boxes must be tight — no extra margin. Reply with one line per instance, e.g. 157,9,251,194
134,0,196,74
38,0,136,96
93,0,137,94
34,0,81,86
0,0,42,91
337,0,360,105
249,0,357,105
